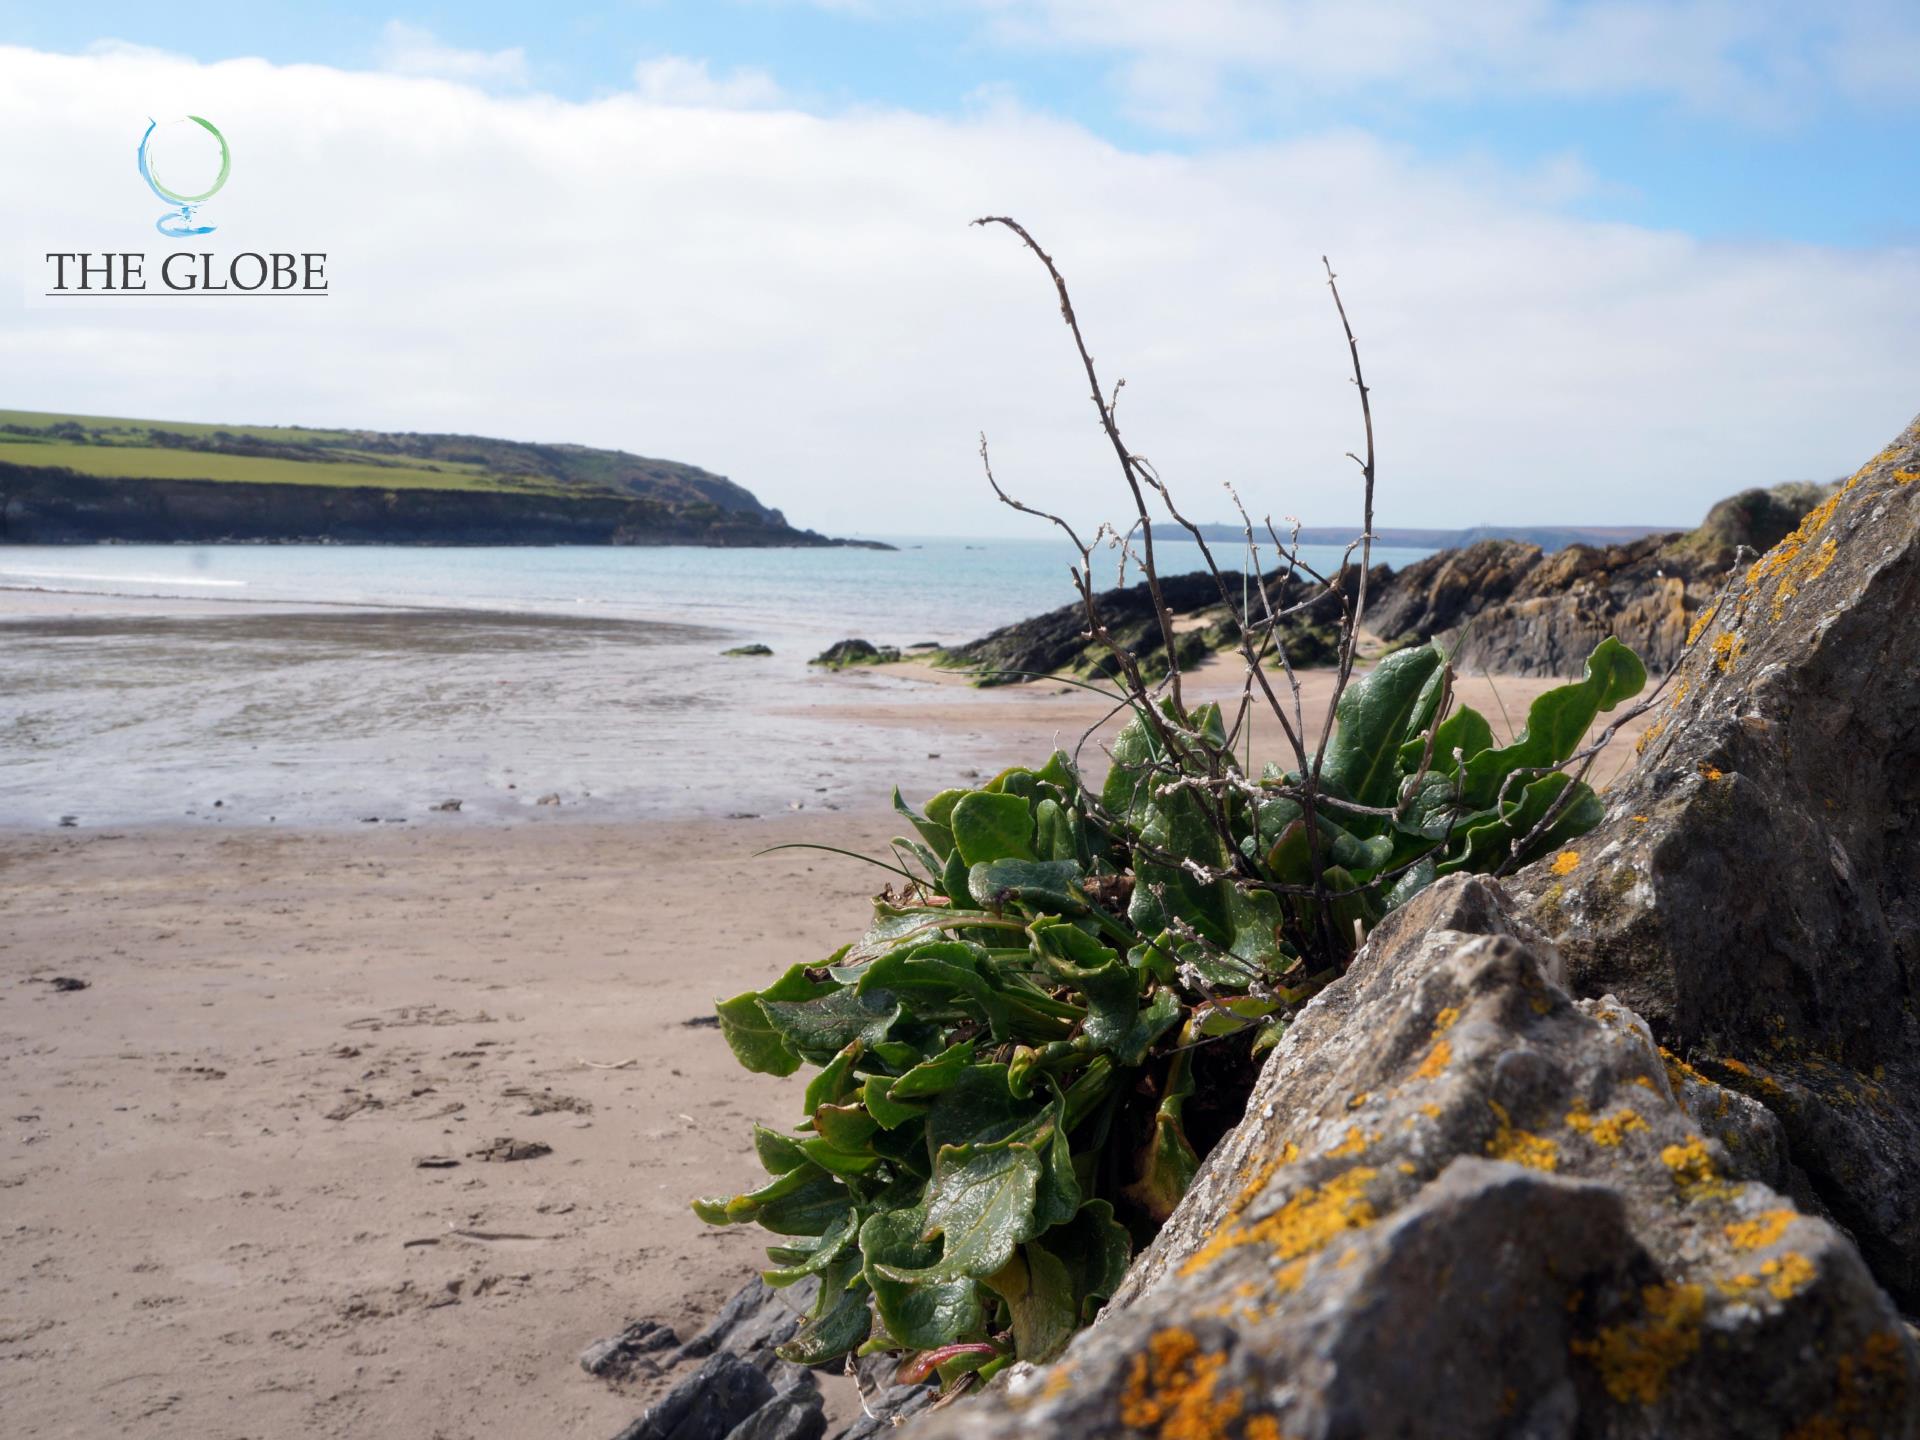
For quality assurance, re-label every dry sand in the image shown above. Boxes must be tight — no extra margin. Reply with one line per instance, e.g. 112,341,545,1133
0,667,1652,1439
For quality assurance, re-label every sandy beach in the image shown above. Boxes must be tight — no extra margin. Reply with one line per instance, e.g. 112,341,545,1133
1,594,1654,1439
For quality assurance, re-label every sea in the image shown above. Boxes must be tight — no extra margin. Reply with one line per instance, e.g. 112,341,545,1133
0,538,1434,827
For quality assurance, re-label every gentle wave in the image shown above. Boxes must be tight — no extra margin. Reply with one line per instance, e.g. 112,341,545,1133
0,569,248,588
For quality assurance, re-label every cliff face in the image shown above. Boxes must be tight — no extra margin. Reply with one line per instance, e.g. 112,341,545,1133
0,466,876,548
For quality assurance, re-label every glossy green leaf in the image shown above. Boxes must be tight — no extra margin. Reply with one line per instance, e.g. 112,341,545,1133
1461,638,1646,808
862,1075,929,1130
715,963,834,1077
761,1208,859,1287
968,858,1087,914
889,1040,976,1100
763,987,902,1064
919,1140,1044,1278
1319,644,1444,811
893,786,955,861
860,1206,984,1352
949,791,1036,866
775,1268,873,1364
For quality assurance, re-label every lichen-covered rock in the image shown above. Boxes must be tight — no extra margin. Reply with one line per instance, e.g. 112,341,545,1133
913,876,1918,1440
810,639,902,668
1516,413,1920,1306
1365,538,1543,642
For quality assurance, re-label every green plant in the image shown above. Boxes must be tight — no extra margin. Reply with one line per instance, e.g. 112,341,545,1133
694,635,1645,1380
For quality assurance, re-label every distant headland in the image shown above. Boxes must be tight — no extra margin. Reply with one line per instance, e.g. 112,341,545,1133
0,409,890,549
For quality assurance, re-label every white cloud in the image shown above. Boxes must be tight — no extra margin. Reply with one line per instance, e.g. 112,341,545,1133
943,0,1920,132
1,42,1915,541
376,20,528,88
632,55,784,109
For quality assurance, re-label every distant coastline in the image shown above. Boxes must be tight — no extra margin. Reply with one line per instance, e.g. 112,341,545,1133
1190,521,1676,553
0,408,888,549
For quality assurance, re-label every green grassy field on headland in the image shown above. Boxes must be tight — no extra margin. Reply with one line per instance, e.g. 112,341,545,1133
0,408,752,502
0,407,880,546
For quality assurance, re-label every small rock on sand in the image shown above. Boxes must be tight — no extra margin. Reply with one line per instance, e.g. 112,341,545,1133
467,1137,552,1163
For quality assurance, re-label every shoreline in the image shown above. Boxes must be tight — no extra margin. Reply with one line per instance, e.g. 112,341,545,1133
2,671,1654,1435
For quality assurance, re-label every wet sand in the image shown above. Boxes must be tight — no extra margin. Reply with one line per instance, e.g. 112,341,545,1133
0,596,1655,1438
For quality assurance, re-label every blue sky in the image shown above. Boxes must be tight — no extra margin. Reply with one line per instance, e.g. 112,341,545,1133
2,5,1916,533
6,0,1917,247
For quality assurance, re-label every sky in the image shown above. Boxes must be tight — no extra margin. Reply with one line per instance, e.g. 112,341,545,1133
1,2,1917,537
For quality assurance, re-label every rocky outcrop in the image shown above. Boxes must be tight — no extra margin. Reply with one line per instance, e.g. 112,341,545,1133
599,1278,934,1440
914,876,1919,1439
1515,413,1920,1306
1401,482,1838,677
810,639,903,668
939,570,1360,685
0,465,885,548
905,418,1920,1437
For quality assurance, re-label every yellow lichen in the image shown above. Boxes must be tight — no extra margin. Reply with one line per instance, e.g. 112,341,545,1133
1347,1092,1370,1110
1762,1251,1817,1300
1773,535,1840,619
1178,1168,1378,1279
1635,718,1665,755
1699,763,1725,782
1710,631,1745,673
1243,1416,1287,1440
1570,1282,1706,1405
1431,1005,1460,1033
1485,1100,1558,1172
1413,1038,1452,1081
1226,1143,1300,1219
1747,488,1846,589
1896,468,1918,485
1725,1209,1796,1250
1630,814,1650,824
1550,849,1581,876
1328,1125,1380,1159
1119,1328,1244,1440
1686,601,1721,647
1565,1099,1649,1147
1660,1137,1732,1199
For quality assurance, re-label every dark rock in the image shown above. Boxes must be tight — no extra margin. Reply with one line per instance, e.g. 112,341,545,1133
1365,537,1542,640
915,874,1920,1440
939,568,1367,685
1378,480,1840,678
466,1137,551,1162
681,1015,721,1029
1516,413,1920,1306
723,644,774,657
582,1319,680,1381
48,976,90,992
727,1385,826,1440
808,640,900,668
611,1352,775,1440
834,1353,938,1440
412,1154,459,1169
670,1276,815,1369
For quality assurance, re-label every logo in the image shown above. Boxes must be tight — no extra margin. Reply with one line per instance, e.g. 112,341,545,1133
37,112,327,301
137,115,232,237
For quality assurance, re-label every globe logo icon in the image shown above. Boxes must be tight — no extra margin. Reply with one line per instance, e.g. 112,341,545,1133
137,115,231,238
